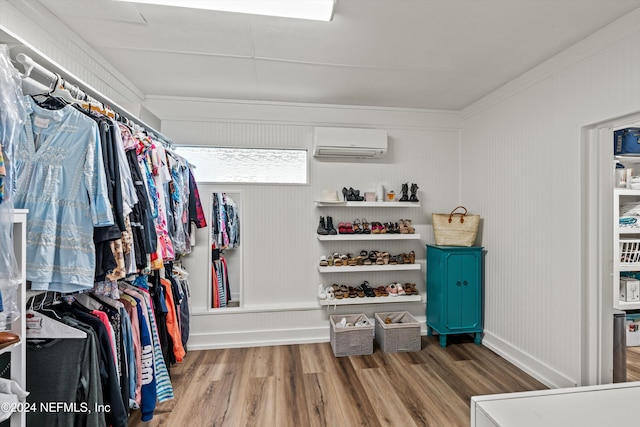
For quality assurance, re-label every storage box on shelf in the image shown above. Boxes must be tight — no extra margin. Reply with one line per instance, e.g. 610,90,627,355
329,314,374,357
374,311,421,353
613,188,640,310
316,200,423,306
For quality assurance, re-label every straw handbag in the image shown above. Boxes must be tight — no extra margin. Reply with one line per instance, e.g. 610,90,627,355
432,206,480,247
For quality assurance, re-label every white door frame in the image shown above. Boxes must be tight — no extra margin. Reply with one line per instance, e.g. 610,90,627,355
584,113,640,385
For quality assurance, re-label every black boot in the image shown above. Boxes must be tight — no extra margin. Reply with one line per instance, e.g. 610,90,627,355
317,216,329,235
399,183,409,202
409,183,419,202
326,216,337,235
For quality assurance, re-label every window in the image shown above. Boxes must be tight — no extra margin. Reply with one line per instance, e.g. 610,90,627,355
174,146,307,184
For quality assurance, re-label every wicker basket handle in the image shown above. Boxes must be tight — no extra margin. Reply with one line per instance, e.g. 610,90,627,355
448,206,468,224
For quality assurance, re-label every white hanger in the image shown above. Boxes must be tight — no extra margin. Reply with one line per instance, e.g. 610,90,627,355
26,295,86,339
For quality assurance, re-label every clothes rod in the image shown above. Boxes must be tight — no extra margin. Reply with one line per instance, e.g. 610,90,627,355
15,52,174,148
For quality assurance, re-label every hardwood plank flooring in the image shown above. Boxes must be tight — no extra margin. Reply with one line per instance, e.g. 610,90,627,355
128,334,549,426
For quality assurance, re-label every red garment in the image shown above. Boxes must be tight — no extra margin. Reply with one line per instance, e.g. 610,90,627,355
160,278,185,362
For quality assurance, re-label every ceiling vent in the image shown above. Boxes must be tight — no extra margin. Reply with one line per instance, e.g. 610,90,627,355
313,127,387,159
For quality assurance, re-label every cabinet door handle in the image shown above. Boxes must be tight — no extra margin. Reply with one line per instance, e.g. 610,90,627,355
463,280,468,286
456,281,461,286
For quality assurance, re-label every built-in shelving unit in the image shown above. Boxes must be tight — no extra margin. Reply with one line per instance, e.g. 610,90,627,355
613,188,640,310
7,209,27,427
316,201,422,305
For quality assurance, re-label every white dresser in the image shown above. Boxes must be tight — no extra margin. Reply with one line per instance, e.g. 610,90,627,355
471,382,640,427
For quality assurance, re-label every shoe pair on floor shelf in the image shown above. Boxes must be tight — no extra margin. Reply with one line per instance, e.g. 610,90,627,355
319,250,416,266
317,216,337,235
317,282,418,300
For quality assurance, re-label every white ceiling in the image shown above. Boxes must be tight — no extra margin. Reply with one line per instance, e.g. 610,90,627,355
34,0,640,111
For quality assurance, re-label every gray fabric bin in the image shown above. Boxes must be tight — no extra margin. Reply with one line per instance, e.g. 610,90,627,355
375,311,421,353
329,314,374,357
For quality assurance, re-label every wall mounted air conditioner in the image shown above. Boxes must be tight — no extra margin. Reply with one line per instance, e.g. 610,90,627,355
313,127,387,158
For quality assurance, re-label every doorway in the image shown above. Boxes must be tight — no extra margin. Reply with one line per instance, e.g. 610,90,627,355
585,111,640,385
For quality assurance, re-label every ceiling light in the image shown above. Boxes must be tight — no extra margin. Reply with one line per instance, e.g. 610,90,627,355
112,0,335,21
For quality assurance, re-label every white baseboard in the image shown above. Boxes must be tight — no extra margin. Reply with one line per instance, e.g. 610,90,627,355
482,330,577,389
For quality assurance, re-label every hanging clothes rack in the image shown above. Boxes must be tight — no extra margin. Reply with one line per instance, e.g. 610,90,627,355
15,52,174,149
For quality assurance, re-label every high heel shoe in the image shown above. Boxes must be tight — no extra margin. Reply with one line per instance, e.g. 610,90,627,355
353,219,362,233
362,218,372,234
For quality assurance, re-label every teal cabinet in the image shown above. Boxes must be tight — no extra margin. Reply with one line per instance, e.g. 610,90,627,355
426,245,483,348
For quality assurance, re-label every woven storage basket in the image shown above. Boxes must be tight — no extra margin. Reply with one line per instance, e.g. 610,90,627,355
374,311,421,353
329,314,374,357
432,206,480,247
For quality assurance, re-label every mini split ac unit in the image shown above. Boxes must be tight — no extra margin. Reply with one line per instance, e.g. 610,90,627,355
313,127,387,159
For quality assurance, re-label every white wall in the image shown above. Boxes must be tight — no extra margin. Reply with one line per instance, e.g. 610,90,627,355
145,97,461,348
460,7,640,388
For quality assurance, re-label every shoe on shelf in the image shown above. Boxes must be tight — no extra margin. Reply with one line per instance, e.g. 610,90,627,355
317,284,327,299
399,183,409,202
326,216,337,235
362,218,372,234
353,219,362,234
338,222,347,234
404,219,415,234
399,219,409,234
409,183,419,202
396,283,406,296
319,255,329,267
317,216,329,235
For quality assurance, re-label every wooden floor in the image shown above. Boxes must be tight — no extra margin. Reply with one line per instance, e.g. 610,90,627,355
128,335,549,427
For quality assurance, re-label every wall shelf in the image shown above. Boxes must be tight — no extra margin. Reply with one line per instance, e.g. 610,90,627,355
317,233,421,241
316,201,421,208
318,294,422,306
318,263,421,273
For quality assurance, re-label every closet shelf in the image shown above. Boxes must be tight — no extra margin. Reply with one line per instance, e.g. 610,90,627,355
317,233,421,241
318,294,422,306
318,264,421,273
315,201,421,208
616,300,640,310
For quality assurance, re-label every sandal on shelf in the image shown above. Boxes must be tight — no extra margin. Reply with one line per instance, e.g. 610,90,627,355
375,252,385,265
319,255,328,267
397,253,405,264
396,283,406,296
389,255,398,265
386,283,398,296
355,286,365,298
382,252,390,265
362,218,372,234
332,284,344,299
376,286,389,297
371,221,380,234
404,219,415,234
348,286,357,298
379,222,387,234
344,222,354,234
361,281,376,297
353,219,362,234
338,222,347,234
409,250,415,264
399,219,409,234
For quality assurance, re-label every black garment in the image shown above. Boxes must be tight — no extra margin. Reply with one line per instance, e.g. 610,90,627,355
126,148,158,268
54,304,129,427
